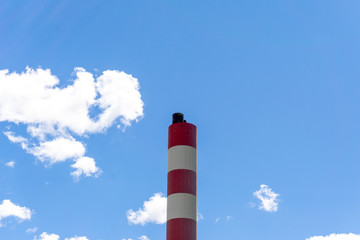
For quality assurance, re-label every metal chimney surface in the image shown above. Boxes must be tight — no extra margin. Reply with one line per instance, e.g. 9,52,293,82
167,113,197,240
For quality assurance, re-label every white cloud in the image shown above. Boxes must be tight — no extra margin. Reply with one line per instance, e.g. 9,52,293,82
26,227,38,233
35,232,89,240
214,216,232,223
253,184,279,212
4,131,101,179
5,161,15,168
71,157,102,181
122,235,149,240
127,193,167,225
3,131,28,143
0,199,32,227
0,67,143,135
30,137,85,164
64,236,89,240
139,236,150,240
4,131,29,150
306,233,360,240
0,67,143,179
94,70,143,129
35,232,60,240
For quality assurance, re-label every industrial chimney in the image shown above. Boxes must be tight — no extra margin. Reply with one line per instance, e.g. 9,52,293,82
167,113,197,240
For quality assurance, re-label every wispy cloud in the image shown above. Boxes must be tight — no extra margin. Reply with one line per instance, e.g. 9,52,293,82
26,227,38,233
122,236,150,240
0,200,32,227
197,212,204,221
138,236,150,240
214,215,232,223
306,233,360,240
5,161,15,168
253,184,279,212
0,67,143,180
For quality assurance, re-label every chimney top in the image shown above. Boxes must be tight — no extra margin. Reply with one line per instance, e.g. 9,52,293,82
172,113,186,124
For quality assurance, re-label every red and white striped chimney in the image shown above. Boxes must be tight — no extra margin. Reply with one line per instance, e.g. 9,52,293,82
167,113,197,240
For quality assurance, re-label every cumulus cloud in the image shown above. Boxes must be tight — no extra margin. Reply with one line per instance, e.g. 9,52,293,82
306,233,360,240
30,137,86,164
4,131,101,180
0,200,32,227
253,184,279,212
127,193,167,225
0,67,143,134
35,232,89,240
5,161,15,168
64,236,89,240
0,67,143,179
71,157,102,181
35,232,60,240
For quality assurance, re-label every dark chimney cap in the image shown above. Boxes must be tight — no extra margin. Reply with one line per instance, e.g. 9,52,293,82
172,113,186,124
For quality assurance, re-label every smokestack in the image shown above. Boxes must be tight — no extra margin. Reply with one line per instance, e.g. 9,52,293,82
167,113,197,240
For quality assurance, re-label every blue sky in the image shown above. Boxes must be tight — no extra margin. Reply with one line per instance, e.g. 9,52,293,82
1,1,360,240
